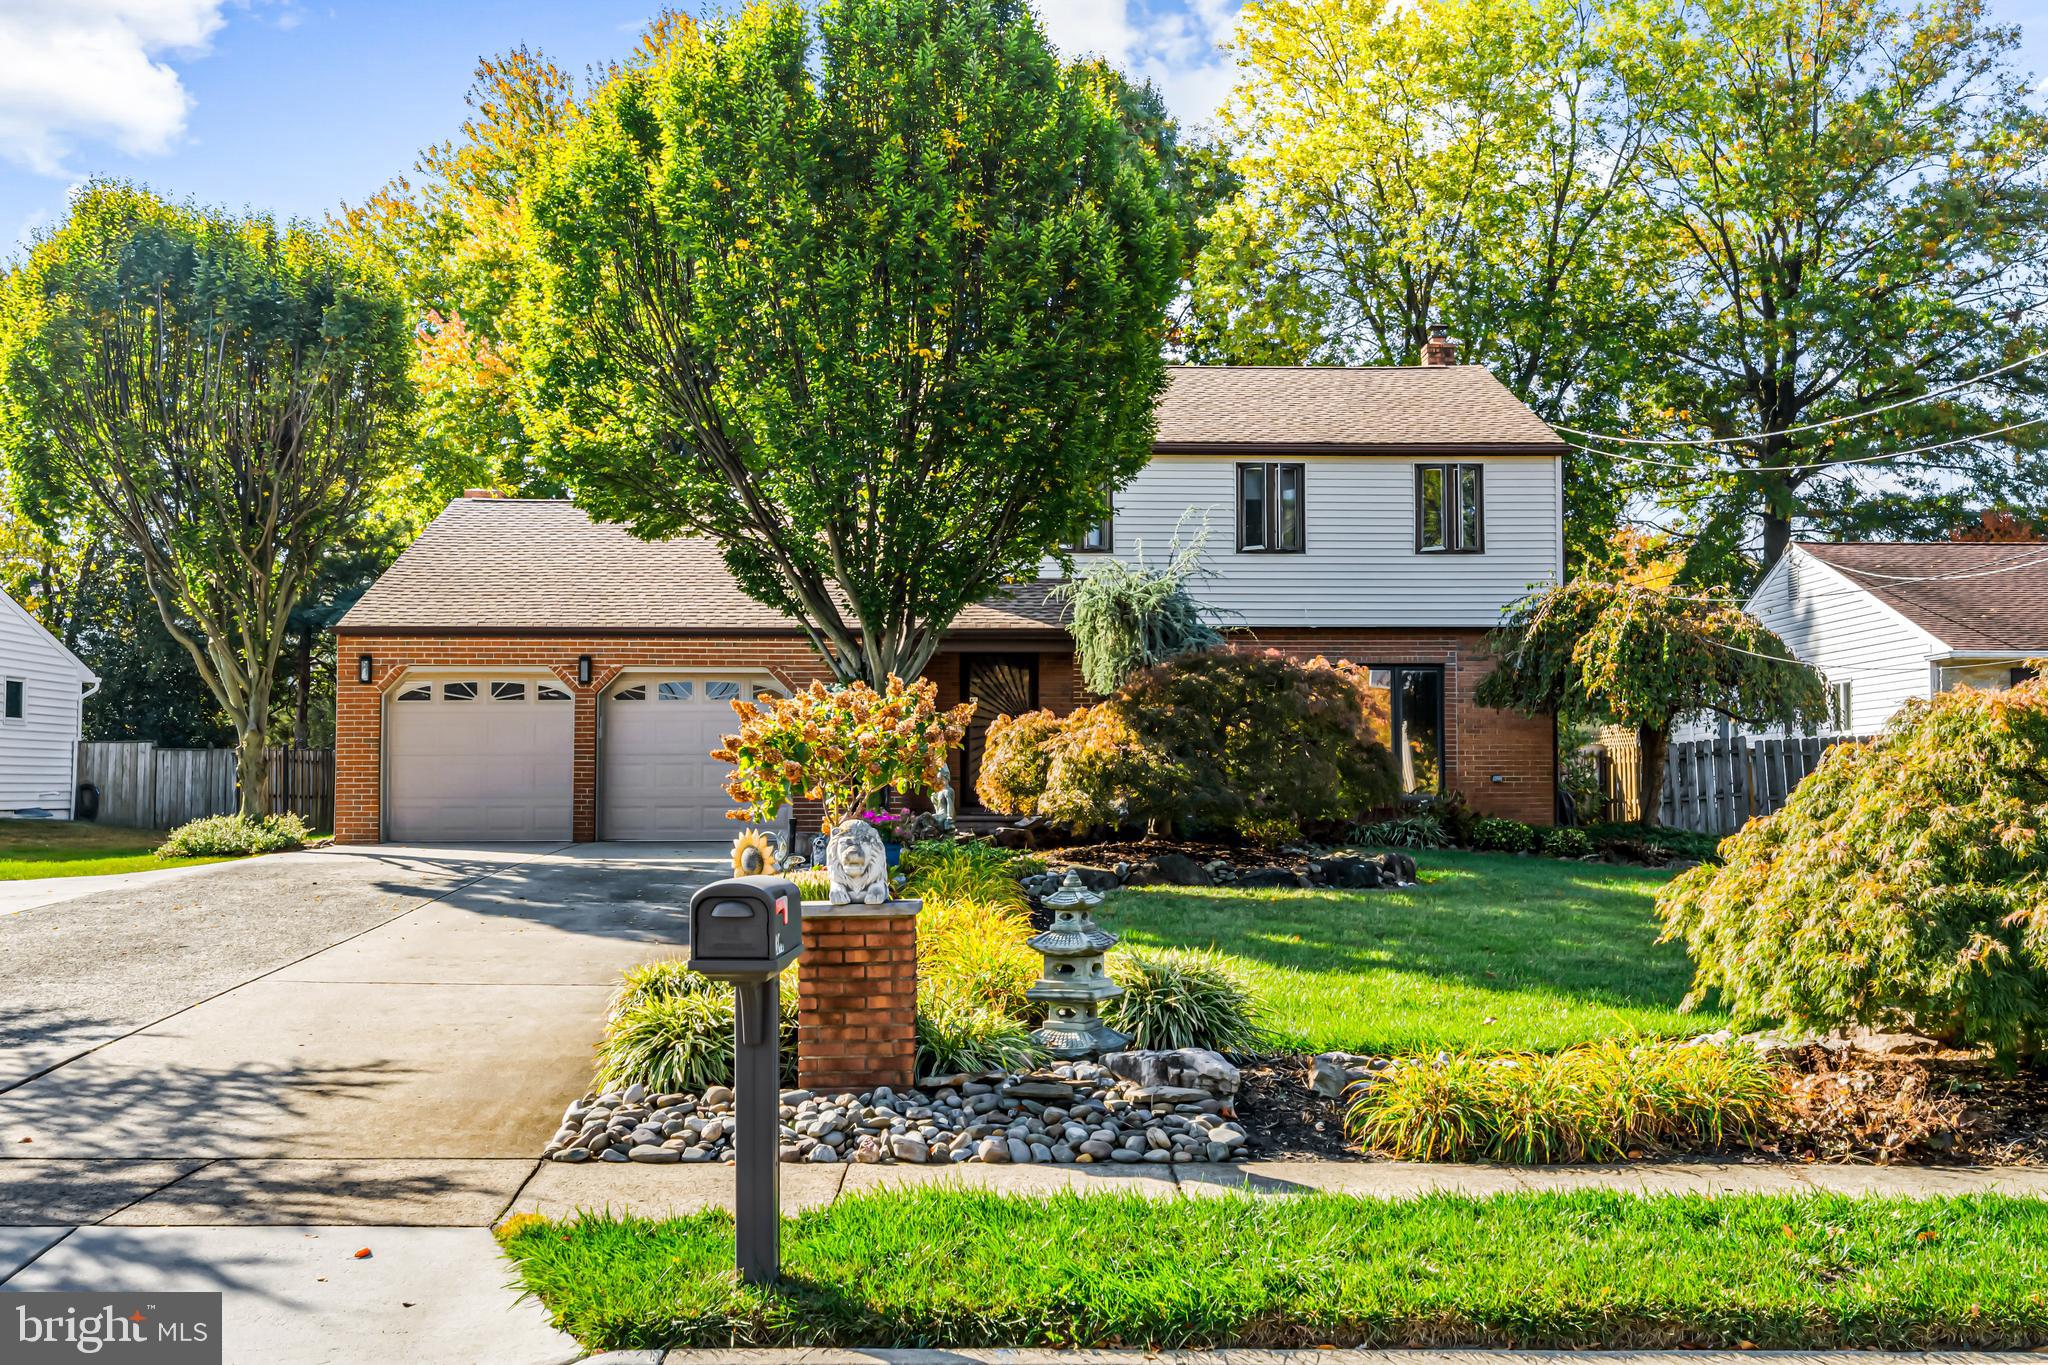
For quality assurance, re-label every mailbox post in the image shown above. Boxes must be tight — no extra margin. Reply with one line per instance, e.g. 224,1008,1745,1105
687,874,803,1285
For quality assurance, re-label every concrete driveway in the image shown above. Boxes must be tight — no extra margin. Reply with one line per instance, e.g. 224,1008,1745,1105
0,841,730,1227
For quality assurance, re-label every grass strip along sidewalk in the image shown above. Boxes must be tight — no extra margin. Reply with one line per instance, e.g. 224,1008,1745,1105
498,1188,2048,1353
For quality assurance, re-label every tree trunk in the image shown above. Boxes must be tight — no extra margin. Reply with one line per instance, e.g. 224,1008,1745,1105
1759,510,1793,575
236,726,269,820
1635,724,1669,827
294,632,312,747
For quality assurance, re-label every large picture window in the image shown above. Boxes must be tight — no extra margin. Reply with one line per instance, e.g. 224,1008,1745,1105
1416,463,1484,553
1368,666,1445,795
1237,462,1304,553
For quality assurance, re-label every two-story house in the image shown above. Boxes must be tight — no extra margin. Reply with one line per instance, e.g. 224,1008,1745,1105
333,352,1565,844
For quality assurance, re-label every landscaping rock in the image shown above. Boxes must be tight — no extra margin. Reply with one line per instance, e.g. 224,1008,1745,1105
1058,864,1123,892
1100,1048,1242,1100
1376,852,1419,884
1234,866,1307,889
1147,852,1213,886
1316,855,1383,889
1309,1051,1384,1099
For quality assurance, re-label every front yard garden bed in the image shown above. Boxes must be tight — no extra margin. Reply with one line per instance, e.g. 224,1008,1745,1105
498,1188,2048,1352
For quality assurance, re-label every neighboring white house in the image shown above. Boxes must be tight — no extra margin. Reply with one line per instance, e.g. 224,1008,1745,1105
1737,541,2047,736
0,586,99,818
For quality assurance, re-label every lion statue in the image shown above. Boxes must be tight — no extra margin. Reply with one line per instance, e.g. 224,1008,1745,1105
826,817,890,906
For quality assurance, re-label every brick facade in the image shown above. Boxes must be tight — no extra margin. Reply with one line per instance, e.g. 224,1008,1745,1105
796,906,919,1092
335,625,1554,843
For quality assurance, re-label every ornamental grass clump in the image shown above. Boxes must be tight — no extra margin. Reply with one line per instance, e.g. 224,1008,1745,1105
1657,677,2048,1060
914,993,1044,1076
900,839,1035,913
917,897,1038,1017
596,959,797,1093
1345,1040,1785,1163
156,812,311,859
1103,947,1265,1054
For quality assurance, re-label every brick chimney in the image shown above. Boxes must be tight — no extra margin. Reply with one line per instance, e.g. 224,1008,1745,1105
1421,324,1459,367
462,488,506,499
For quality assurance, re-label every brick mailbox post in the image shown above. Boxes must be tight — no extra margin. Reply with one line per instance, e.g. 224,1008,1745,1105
796,900,921,1092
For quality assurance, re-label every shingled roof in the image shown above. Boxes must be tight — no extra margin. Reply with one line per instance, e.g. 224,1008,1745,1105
1153,364,1562,452
339,498,1065,634
1797,542,2048,652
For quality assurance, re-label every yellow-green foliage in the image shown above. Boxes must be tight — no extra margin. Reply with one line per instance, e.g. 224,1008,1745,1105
900,839,1032,913
1346,1040,1786,1163
918,897,1038,1018
598,958,798,1092
1658,679,2048,1059
157,812,311,859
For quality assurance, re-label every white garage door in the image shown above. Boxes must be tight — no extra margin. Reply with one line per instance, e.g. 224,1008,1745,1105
385,677,574,841
601,676,781,840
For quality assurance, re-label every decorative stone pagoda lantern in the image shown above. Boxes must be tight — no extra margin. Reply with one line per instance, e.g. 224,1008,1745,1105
1027,870,1129,1059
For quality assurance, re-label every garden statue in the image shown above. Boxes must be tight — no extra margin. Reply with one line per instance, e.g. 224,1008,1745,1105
1026,870,1129,1058
729,828,785,876
932,764,957,831
826,817,891,906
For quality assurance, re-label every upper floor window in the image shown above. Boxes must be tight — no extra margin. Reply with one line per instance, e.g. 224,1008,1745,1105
1826,679,1853,732
3,679,22,721
1068,503,1114,554
1416,463,1483,553
1237,462,1304,553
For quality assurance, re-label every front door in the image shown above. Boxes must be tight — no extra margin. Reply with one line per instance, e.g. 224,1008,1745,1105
959,653,1039,808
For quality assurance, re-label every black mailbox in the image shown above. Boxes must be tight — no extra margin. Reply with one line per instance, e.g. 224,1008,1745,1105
688,875,803,980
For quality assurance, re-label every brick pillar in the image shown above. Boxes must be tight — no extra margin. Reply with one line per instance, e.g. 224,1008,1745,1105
797,901,920,1092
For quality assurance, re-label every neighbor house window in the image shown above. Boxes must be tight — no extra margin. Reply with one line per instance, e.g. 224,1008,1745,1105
3,679,22,721
1416,464,1484,553
1826,679,1853,732
1368,666,1445,795
1068,500,1114,553
1236,462,1304,552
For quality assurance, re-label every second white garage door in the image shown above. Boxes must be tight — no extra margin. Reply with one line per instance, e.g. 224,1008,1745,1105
385,677,574,841
602,676,779,840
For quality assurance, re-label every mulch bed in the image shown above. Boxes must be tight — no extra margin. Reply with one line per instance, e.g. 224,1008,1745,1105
1231,1050,2048,1166
1033,836,1309,873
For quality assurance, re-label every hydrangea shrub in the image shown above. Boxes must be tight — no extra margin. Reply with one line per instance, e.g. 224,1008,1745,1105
713,675,973,829
1657,678,2048,1059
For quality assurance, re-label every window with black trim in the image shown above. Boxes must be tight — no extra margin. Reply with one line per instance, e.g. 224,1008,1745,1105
1236,462,1304,553
1368,666,1444,795
1416,463,1484,553
3,679,22,721
1068,500,1114,554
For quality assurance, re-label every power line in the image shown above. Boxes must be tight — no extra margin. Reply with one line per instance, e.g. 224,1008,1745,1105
1568,414,2048,474
1556,352,2047,448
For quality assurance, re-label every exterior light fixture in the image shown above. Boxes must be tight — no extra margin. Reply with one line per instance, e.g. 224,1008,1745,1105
357,654,373,685
577,655,593,686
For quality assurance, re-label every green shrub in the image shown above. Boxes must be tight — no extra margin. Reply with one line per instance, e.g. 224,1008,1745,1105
1350,814,1447,849
1468,816,1540,853
900,840,1035,912
1582,822,1721,863
596,959,797,1092
156,812,311,859
789,866,832,901
988,650,1400,845
918,896,1038,1017
1541,826,1594,858
1103,947,1265,1054
915,993,1044,1075
1345,1040,1785,1163
1658,680,2048,1059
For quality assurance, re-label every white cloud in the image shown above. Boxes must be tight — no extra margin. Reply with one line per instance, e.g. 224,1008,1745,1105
0,0,228,176
1034,0,1243,130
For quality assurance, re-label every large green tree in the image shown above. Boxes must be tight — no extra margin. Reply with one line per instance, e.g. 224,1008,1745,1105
1609,0,2048,575
520,0,1180,683
1192,0,1672,562
0,185,413,814
1477,580,1829,819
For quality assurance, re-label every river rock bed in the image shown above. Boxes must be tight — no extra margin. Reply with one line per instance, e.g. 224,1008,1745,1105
544,1056,1251,1166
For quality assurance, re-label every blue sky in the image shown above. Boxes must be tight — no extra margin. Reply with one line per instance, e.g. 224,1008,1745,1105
2,0,2043,261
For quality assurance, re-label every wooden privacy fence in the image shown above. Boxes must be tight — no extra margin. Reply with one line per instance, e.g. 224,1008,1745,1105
75,741,334,830
1594,732,1869,836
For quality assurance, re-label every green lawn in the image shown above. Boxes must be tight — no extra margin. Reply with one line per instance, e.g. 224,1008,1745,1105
499,1189,2048,1352
1098,848,1727,1054
0,820,231,880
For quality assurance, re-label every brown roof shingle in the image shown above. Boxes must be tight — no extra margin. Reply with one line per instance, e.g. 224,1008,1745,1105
1153,364,1562,452
339,498,1066,634
1797,541,2048,652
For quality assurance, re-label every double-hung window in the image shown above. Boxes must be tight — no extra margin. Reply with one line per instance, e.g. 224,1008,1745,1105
1068,499,1114,554
1416,463,1484,553
1236,462,1304,553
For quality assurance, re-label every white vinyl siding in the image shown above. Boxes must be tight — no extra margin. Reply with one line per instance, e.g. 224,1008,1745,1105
0,591,96,815
1745,550,1945,735
1050,453,1562,627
